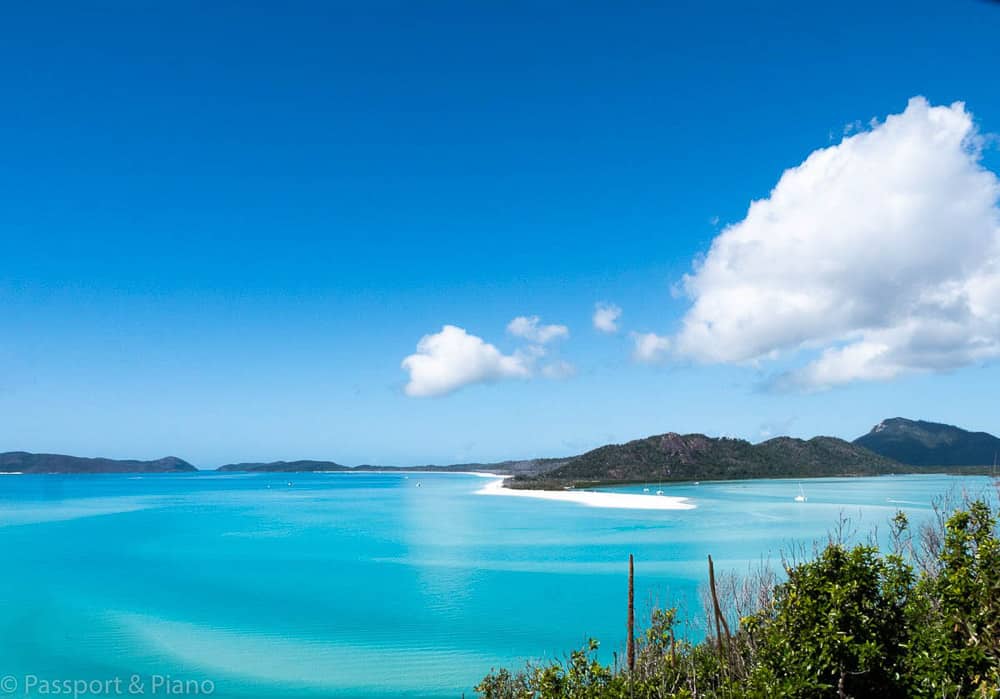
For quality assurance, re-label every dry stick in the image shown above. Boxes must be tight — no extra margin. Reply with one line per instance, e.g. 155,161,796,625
707,555,733,652
708,555,723,653
627,554,636,673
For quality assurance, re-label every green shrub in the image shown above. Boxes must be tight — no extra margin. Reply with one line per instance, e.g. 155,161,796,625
742,544,912,697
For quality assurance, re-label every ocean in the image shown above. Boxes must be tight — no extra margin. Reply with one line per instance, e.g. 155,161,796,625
0,472,995,698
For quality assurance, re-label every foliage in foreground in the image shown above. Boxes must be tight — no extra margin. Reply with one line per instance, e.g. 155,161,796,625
476,500,1000,698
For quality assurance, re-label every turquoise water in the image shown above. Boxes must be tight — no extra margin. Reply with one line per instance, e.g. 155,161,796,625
0,472,996,698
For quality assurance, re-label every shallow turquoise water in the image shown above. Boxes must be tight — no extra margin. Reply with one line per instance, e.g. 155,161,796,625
0,472,996,698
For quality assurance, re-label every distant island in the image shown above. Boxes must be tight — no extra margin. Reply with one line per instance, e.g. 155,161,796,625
214,458,565,474
0,452,196,474
508,433,902,490
217,460,351,473
854,417,1000,466
4,417,996,479
508,418,998,490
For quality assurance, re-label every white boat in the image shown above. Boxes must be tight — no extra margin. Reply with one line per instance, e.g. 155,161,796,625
655,489,664,496
794,483,807,502
642,487,650,493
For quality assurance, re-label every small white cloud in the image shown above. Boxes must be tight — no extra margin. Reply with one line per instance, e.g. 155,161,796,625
631,332,671,363
401,325,531,397
672,97,1000,389
592,302,622,333
506,315,569,344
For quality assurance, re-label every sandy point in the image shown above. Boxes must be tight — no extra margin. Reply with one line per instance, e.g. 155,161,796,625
475,477,695,511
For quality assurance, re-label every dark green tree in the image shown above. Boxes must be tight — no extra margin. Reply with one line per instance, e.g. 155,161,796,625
733,543,912,697
904,500,1000,697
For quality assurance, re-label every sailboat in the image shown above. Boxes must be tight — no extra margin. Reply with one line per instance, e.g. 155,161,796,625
794,483,807,502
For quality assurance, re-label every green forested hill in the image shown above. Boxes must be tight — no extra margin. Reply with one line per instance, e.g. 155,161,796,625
0,452,197,474
854,417,1000,466
511,432,904,487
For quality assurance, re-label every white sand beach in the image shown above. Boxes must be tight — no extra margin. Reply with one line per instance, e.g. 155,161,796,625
474,476,695,510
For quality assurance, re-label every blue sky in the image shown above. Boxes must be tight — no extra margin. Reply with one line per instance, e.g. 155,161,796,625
2,1,999,467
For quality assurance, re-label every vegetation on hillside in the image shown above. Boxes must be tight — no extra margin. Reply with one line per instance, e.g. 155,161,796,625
477,496,1000,698
508,433,904,489
0,451,197,473
854,418,1000,467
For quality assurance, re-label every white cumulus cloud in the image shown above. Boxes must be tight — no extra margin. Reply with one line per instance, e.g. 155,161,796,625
673,96,1000,389
506,315,569,344
631,332,671,363
592,302,622,333
401,325,531,397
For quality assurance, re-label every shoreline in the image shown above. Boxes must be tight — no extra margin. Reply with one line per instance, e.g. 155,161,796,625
340,470,507,477
475,477,696,510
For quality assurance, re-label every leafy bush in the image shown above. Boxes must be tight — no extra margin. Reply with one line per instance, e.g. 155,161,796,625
904,501,1000,696
742,544,912,697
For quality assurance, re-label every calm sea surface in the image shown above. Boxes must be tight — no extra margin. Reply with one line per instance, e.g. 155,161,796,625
0,472,996,698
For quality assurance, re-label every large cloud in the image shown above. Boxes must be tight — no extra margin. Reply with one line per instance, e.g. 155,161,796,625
674,97,1000,389
402,325,531,397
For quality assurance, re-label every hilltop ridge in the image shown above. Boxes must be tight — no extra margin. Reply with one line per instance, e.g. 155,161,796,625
0,452,197,474
853,417,1000,466
511,431,902,488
